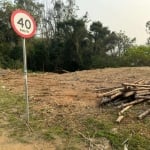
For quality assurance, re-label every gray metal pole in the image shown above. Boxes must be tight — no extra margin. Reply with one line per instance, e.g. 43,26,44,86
23,38,29,123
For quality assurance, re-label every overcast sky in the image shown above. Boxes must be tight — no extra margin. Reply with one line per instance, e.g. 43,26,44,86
17,0,150,45
76,0,150,45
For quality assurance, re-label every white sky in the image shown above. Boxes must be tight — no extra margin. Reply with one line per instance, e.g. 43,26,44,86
76,0,150,45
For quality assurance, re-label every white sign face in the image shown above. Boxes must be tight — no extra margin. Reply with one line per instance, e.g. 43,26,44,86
11,9,36,38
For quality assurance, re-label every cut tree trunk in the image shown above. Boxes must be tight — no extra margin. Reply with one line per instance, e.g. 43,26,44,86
118,98,148,109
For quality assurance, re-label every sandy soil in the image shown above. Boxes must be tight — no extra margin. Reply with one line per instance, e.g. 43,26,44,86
0,67,149,149
0,133,55,150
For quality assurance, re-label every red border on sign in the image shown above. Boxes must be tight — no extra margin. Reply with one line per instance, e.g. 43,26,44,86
11,9,37,38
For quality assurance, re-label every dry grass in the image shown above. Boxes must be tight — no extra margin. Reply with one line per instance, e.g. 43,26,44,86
0,67,150,149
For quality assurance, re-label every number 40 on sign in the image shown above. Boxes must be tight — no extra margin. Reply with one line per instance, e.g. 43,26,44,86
11,9,36,38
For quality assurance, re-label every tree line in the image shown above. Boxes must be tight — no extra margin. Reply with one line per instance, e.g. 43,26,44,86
0,0,150,72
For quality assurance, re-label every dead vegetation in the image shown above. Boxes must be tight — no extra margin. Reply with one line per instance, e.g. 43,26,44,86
98,80,150,123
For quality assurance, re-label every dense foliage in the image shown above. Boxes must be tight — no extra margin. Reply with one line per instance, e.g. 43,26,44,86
0,0,149,72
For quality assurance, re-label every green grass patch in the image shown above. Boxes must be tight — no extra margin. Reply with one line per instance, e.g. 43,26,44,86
82,117,124,149
82,117,150,150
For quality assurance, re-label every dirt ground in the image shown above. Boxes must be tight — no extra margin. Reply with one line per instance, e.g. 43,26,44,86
0,67,150,149
1,67,150,106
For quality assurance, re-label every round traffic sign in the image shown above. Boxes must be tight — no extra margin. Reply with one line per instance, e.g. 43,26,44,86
11,9,36,38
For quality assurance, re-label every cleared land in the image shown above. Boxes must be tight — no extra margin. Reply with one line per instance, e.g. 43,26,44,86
0,67,150,150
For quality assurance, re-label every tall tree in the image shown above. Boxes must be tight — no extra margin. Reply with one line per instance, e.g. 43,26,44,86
0,1,22,68
114,31,136,56
54,18,89,71
39,0,78,40
14,0,44,25
90,21,111,55
0,1,16,43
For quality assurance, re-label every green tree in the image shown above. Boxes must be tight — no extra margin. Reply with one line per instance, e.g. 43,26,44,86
122,46,150,66
27,38,50,71
90,21,111,55
0,1,21,68
0,1,17,43
114,31,136,56
55,18,89,71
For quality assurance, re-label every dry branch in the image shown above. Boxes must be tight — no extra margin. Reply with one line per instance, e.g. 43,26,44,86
119,105,133,115
98,87,123,97
123,91,136,98
122,83,150,88
116,115,124,123
117,99,147,109
132,88,150,91
100,91,123,105
98,80,150,121
136,91,150,96
76,131,103,150
138,109,150,120
135,96,150,100
111,91,123,99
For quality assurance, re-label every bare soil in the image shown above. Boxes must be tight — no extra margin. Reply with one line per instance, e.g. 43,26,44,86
0,67,150,149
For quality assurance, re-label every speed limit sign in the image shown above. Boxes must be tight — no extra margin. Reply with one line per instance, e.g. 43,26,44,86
11,9,36,38
10,9,37,123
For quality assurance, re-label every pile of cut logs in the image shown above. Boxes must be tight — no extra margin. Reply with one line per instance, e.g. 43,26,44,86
98,80,150,123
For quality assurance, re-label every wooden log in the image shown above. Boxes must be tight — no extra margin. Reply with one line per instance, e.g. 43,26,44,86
99,80,150,107
118,98,148,109
111,91,123,99
131,88,150,91
100,91,123,105
113,99,131,106
123,91,136,98
119,105,133,115
138,109,150,120
113,91,136,106
135,96,150,100
98,87,123,97
122,83,150,88
121,80,145,91
116,115,124,123
136,90,150,94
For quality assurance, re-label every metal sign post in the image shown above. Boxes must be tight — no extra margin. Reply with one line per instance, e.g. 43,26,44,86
11,9,36,124
23,38,29,123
